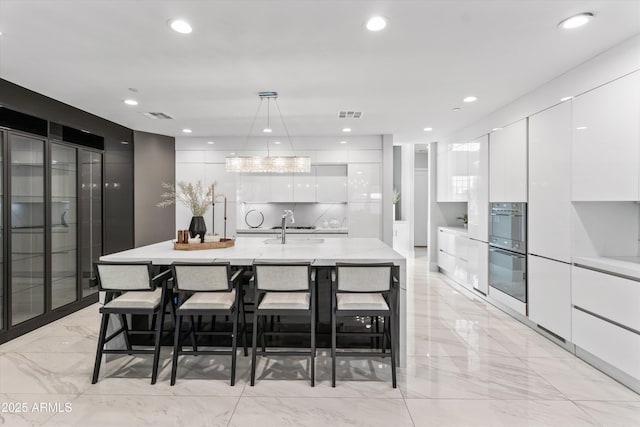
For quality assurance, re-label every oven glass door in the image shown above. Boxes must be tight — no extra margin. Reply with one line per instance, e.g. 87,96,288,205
490,213,525,242
489,247,526,303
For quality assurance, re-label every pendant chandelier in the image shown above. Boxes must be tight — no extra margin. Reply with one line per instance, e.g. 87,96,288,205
225,91,311,173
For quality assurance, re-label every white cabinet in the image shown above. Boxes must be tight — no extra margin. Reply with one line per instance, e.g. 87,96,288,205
467,135,489,241
528,102,572,262
572,71,640,201
205,164,238,202
573,308,640,381
293,167,316,202
393,221,411,257
489,119,528,202
239,174,270,202
436,141,468,202
347,202,381,238
437,227,470,288
467,239,488,294
316,165,347,202
269,175,293,202
348,164,381,202
572,266,640,332
528,255,571,340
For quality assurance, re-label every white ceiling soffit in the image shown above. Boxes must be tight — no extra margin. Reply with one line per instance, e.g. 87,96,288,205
0,1,638,144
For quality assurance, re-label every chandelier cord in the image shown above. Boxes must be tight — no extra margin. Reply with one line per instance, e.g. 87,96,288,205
275,98,296,156
266,98,271,156
244,98,264,152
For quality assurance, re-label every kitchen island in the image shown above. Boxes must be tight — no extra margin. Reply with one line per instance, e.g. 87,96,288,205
100,237,408,365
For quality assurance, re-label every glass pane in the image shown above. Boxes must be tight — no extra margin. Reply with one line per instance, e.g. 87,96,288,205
0,133,3,329
81,151,102,297
11,134,45,325
51,144,77,309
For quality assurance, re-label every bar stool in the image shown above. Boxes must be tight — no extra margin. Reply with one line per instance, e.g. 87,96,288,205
331,262,398,388
92,261,172,385
170,262,247,386
250,261,316,387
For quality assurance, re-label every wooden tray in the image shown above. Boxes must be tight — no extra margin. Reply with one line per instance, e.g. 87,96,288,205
173,238,235,250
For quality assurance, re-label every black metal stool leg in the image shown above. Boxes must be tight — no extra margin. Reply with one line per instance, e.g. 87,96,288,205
170,315,183,386
119,314,132,353
231,307,239,386
151,309,165,385
92,313,110,384
250,311,259,386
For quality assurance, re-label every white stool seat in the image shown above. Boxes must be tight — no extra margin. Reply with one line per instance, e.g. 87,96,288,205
258,292,310,310
337,293,389,311
105,288,162,309
180,290,236,310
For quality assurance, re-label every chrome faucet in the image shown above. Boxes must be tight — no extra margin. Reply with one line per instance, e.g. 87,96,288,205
281,210,295,244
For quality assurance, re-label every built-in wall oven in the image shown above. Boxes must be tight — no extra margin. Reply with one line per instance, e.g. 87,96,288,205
488,203,527,309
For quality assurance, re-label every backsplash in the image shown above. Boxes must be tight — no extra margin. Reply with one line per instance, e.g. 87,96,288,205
237,203,347,229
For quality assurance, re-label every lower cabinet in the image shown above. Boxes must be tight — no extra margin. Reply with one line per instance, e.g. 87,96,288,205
573,308,640,381
528,255,572,340
437,227,472,289
467,239,488,294
393,221,411,257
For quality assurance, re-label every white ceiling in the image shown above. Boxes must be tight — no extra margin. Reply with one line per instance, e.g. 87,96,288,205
0,0,639,144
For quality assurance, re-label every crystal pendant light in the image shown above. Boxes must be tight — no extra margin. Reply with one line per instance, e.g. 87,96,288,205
225,92,311,173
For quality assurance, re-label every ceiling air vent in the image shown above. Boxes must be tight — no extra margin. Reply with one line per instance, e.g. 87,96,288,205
142,112,174,120
338,111,362,119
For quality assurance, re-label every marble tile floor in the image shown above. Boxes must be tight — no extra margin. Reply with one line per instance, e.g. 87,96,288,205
0,249,638,426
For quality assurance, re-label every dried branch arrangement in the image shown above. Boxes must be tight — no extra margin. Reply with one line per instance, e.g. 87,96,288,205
157,181,213,217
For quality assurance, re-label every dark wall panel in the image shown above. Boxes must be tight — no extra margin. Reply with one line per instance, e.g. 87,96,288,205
133,131,175,247
0,78,134,254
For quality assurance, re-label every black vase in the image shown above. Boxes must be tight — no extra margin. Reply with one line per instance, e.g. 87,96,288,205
188,216,207,242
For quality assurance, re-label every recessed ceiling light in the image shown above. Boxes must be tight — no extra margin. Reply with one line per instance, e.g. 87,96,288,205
342,128,352,133
366,16,387,31
0,31,3,36
273,141,281,145
263,128,272,133
463,96,478,103
558,13,593,30
182,128,192,133
340,140,348,144
423,127,433,132
576,126,588,130
560,96,574,102
123,99,138,106
207,141,215,145
452,107,461,111
52,160,58,164
121,141,129,145
169,19,193,34
229,152,236,155
492,127,503,131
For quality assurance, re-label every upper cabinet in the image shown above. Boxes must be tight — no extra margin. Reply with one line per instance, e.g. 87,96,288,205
467,135,489,241
529,102,572,262
436,141,468,202
489,119,528,202
316,165,347,203
292,166,317,202
572,71,640,201
348,163,381,202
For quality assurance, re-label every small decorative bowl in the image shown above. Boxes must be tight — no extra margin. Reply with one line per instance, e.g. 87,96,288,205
204,235,221,243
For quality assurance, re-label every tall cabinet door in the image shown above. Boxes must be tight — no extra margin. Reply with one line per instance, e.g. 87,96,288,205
529,102,571,262
467,135,489,242
50,143,78,309
80,151,102,297
489,119,528,202
10,134,45,325
572,71,640,201
0,133,4,330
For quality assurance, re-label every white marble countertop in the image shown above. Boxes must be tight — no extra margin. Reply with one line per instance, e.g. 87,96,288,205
438,226,468,236
573,255,640,280
101,237,405,269
236,227,348,234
